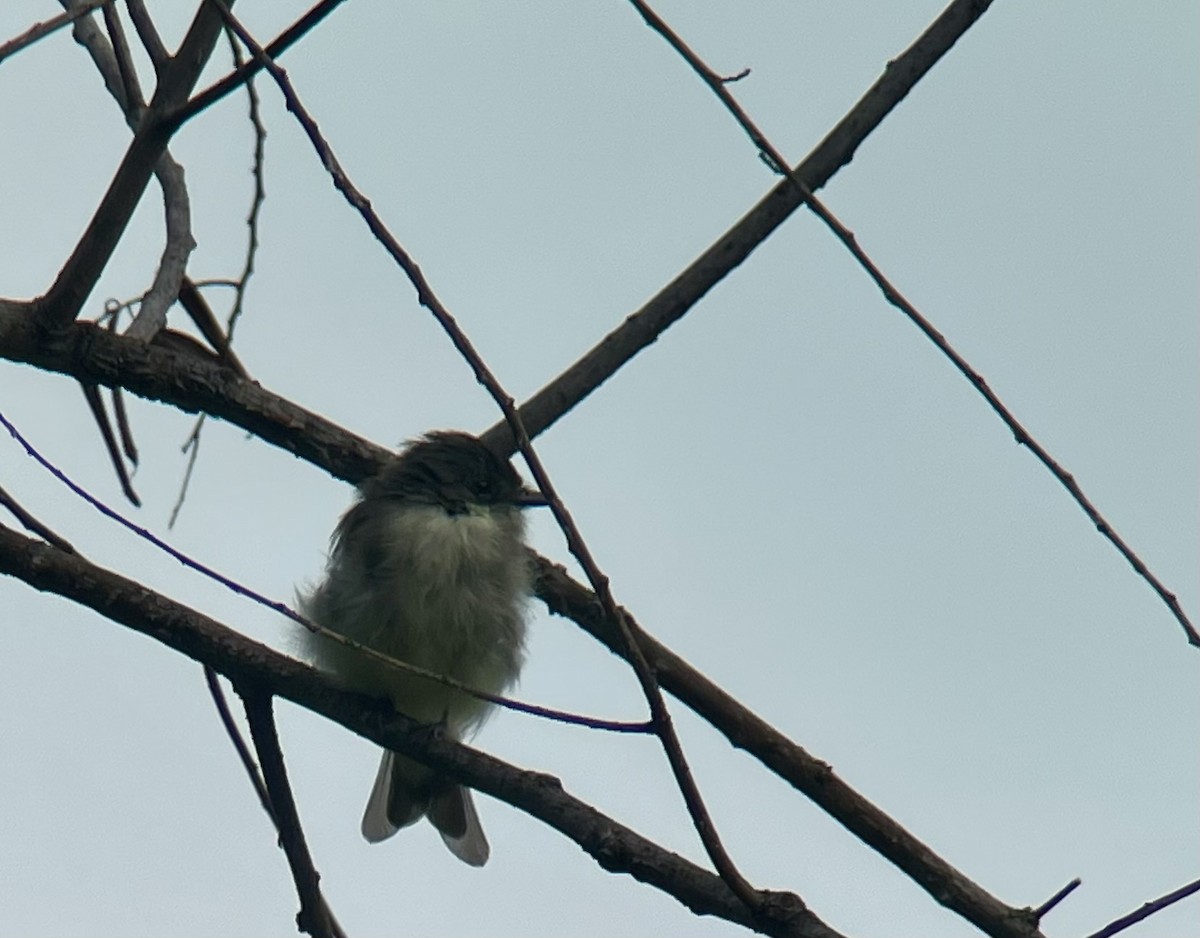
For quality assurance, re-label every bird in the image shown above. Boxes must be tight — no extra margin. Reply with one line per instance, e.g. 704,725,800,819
298,431,543,866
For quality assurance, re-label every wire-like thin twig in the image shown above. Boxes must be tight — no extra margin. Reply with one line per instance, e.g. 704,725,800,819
204,666,271,815
240,686,344,938
0,0,111,64
1082,877,1200,938
174,0,347,128
167,27,264,525
207,1,764,912
626,0,1197,650
222,22,266,343
0,406,652,735
167,415,204,529
480,0,1005,457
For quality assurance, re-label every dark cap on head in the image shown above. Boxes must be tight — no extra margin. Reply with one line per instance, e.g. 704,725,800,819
365,431,544,510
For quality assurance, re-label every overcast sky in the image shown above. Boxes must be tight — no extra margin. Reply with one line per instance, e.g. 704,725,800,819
1,2,1196,936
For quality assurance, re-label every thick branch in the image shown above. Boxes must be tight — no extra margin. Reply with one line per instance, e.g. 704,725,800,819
533,558,1043,938
0,309,382,483
0,523,843,938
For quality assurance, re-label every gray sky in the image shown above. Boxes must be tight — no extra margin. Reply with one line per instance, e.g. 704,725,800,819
1,2,1196,936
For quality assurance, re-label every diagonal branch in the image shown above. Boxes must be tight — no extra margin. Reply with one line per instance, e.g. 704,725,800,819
240,687,343,938
0,309,1049,938
0,484,76,553
0,522,848,938
173,0,348,128
0,0,111,65
0,307,385,485
61,0,197,341
34,0,229,329
532,556,1044,938
481,0,1000,454
626,0,1198,648
1082,877,1200,938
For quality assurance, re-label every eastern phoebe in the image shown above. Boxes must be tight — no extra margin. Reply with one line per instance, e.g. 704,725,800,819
298,431,542,866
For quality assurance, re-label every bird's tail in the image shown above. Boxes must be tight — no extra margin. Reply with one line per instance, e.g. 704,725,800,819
361,749,490,867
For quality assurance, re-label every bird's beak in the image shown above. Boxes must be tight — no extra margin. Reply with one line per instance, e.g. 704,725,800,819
514,487,548,507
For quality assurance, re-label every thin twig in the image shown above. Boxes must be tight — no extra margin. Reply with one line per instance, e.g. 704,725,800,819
167,27,265,526
203,666,271,815
222,21,267,342
482,0,1005,456
1082,877,1200,938
174,0,347,128
79,382,141,506
0,0,111,64
207,1,764,912
626,1,1197,648
103,308,140,465
0,484,76,553
167,414,204,529
1033,877,1081,918
100,2,144,116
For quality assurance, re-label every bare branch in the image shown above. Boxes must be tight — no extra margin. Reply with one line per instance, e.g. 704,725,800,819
0,523,846,938
1033,877,1081,919
240,687,342,938
0,309,386,485
124,159,195,340
175,279,249,377
0,484,75,553
204,668,349,938
100,1,145,115
532,557,1046,938
0,0,111,65
176,0,348,127
125,0,168,73
1082,877,1200,938
78,381,141,505
35,0,230,329
627,0,1198,649
63,2,197,341
482,0,1002,454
